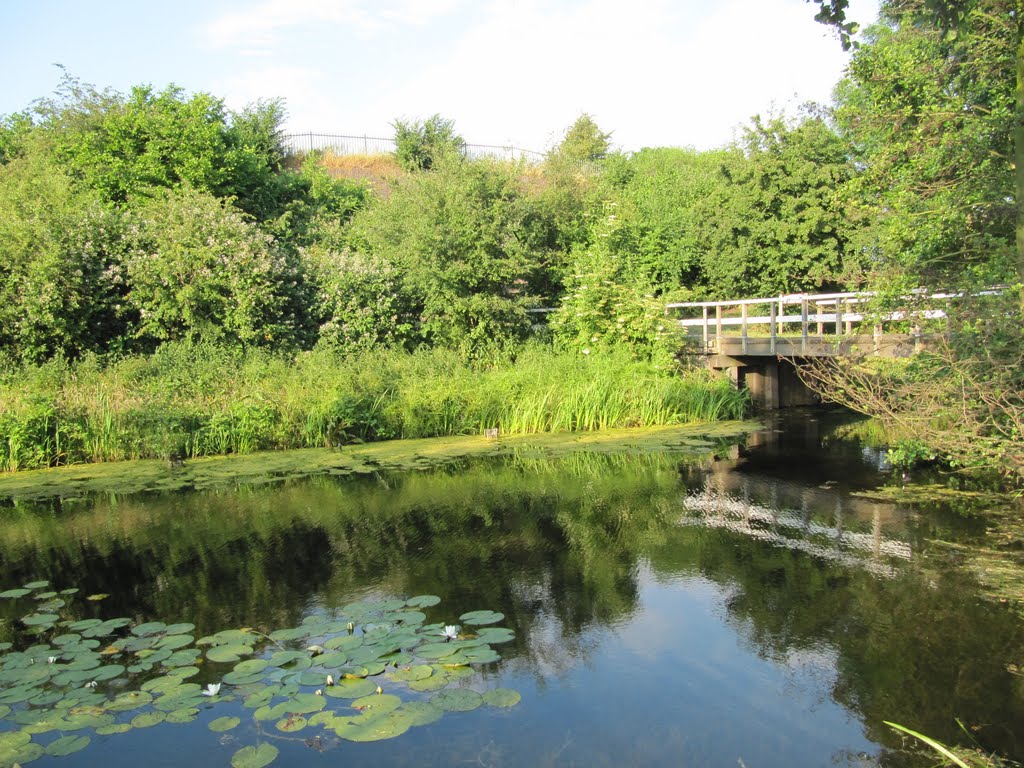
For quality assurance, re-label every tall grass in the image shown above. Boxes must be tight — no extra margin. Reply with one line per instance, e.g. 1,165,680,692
0,342,748,472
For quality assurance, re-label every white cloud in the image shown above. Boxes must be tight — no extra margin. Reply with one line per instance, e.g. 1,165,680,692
203,0,466,51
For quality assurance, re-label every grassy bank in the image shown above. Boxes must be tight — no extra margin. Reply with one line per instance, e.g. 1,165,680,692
0,342,748,472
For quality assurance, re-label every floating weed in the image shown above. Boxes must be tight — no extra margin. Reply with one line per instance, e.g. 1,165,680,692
0,584,520,766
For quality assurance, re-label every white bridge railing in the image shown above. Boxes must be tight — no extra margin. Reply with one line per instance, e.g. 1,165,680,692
666,290,960,355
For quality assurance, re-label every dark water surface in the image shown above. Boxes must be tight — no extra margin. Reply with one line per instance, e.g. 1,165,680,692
1,412,1022,767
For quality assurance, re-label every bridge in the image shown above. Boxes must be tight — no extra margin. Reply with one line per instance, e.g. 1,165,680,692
667,290,957,409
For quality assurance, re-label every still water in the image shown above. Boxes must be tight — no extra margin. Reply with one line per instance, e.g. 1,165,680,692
0,411,1021,767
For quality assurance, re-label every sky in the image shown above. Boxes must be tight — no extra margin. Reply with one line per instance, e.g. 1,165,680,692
3,0,879,154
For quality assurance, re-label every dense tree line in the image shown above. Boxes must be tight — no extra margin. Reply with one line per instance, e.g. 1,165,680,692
0,0,1016,372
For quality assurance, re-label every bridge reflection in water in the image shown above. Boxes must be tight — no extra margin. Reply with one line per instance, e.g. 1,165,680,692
679,437,913,580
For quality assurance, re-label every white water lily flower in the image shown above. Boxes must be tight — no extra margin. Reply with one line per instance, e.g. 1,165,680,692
85,680,97,688
441,625,459,641
47,656,57,664
315,689,323,696
202,683,221,697
326,674,335,687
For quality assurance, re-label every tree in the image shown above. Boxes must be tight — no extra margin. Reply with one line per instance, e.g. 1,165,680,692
833,1,1016,289
0,155,128,361
549,114,612,165
125,187,299,348
392,114,464,171
812,0,1023,301
347,158,544,356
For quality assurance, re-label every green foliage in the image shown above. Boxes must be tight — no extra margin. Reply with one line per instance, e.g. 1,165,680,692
706,113,861,297
124,187,299,347
349,158,545,357
549,114,612,165
550,202,686,365
0,341,746,470
0,154,129,361
833,1,1016,288
392,114,464,171
886,439,938,470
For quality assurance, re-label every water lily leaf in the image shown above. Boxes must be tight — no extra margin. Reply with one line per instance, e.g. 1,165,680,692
282,693,326,714
207,644,253,663
51,633,80,646
23,581,49,590
59,588,79,596
209,716,241,733
108,690,154,711
161,623,195,635
131,711,167,728
267,626,309,642
45,734,90,757
266,650,310,668
154,695,207,712
316,651,347,669
0,588,32,599
0,704,10,719
475,627,515,645
0,685,43,704
244,689,274,709
323,678,376,699
350,693,401,717
275,715,307,732
223,670,265,686
66,618,102,631
21,613,59,627
324,635,362,652
142,675,187,693
441,664,475,681
90,663,126,681
157,634,193,650
432,688,483,712
96,723,133,735
62,712,114,731
333,711,411,742
86,594,109,601
409,675,449,692
458,610,504,626
131,621,167,637
399,700,444,726
463,648,501,664
390,611,427,625
29,691,63,706
166,708,200,724
197,629,253,646
34,591,57,600
308,711,338,727
233,659,269,675
415,642,460,660
391,665,433,682
164,652,201,669
483,688,521,707
81,618,131,638
1,741,44,765
231,743,278,768
405,595,441,608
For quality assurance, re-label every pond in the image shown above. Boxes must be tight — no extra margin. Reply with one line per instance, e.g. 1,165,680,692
0,411,1021,768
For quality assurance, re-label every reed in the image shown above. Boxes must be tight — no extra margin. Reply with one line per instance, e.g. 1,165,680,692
0,342,748,472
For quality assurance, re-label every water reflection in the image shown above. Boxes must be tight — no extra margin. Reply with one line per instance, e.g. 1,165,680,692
0,415,1020,767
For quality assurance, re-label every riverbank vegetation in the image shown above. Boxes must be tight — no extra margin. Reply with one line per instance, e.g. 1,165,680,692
0,343,746,471
0,0,1020,478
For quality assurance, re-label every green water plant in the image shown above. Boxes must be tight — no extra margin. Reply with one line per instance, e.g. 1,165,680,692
0,580,520,767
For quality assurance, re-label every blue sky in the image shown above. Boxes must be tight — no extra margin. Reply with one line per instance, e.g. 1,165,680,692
3,0,879,153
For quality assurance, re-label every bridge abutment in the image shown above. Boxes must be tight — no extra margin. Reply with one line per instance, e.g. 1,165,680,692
709,356,818,410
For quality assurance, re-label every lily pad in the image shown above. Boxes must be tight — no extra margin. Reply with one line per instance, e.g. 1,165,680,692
157,634,193,650
405,595,441,608
162,623,196,635
45,734,91,757
0,588,33,599
458,610,505,626
323,678,377,699
415,642,460,660
350,693,402,717
166,708,200,724
233,659,269,675
400,700,445,726
281,693,326,714
209,716,241,732
333,711,411,742
23,580,49,590
231,743,279,768
391,665,433,682
324,635,362,652
21,613,60,627
475,627,515,644
432,688,483,712
275,715,307,732
96,723,133,735
131,711,168,728
207,644,254,663
483,688,521,707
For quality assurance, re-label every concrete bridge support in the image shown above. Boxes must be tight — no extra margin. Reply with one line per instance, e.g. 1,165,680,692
710,355,819,410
